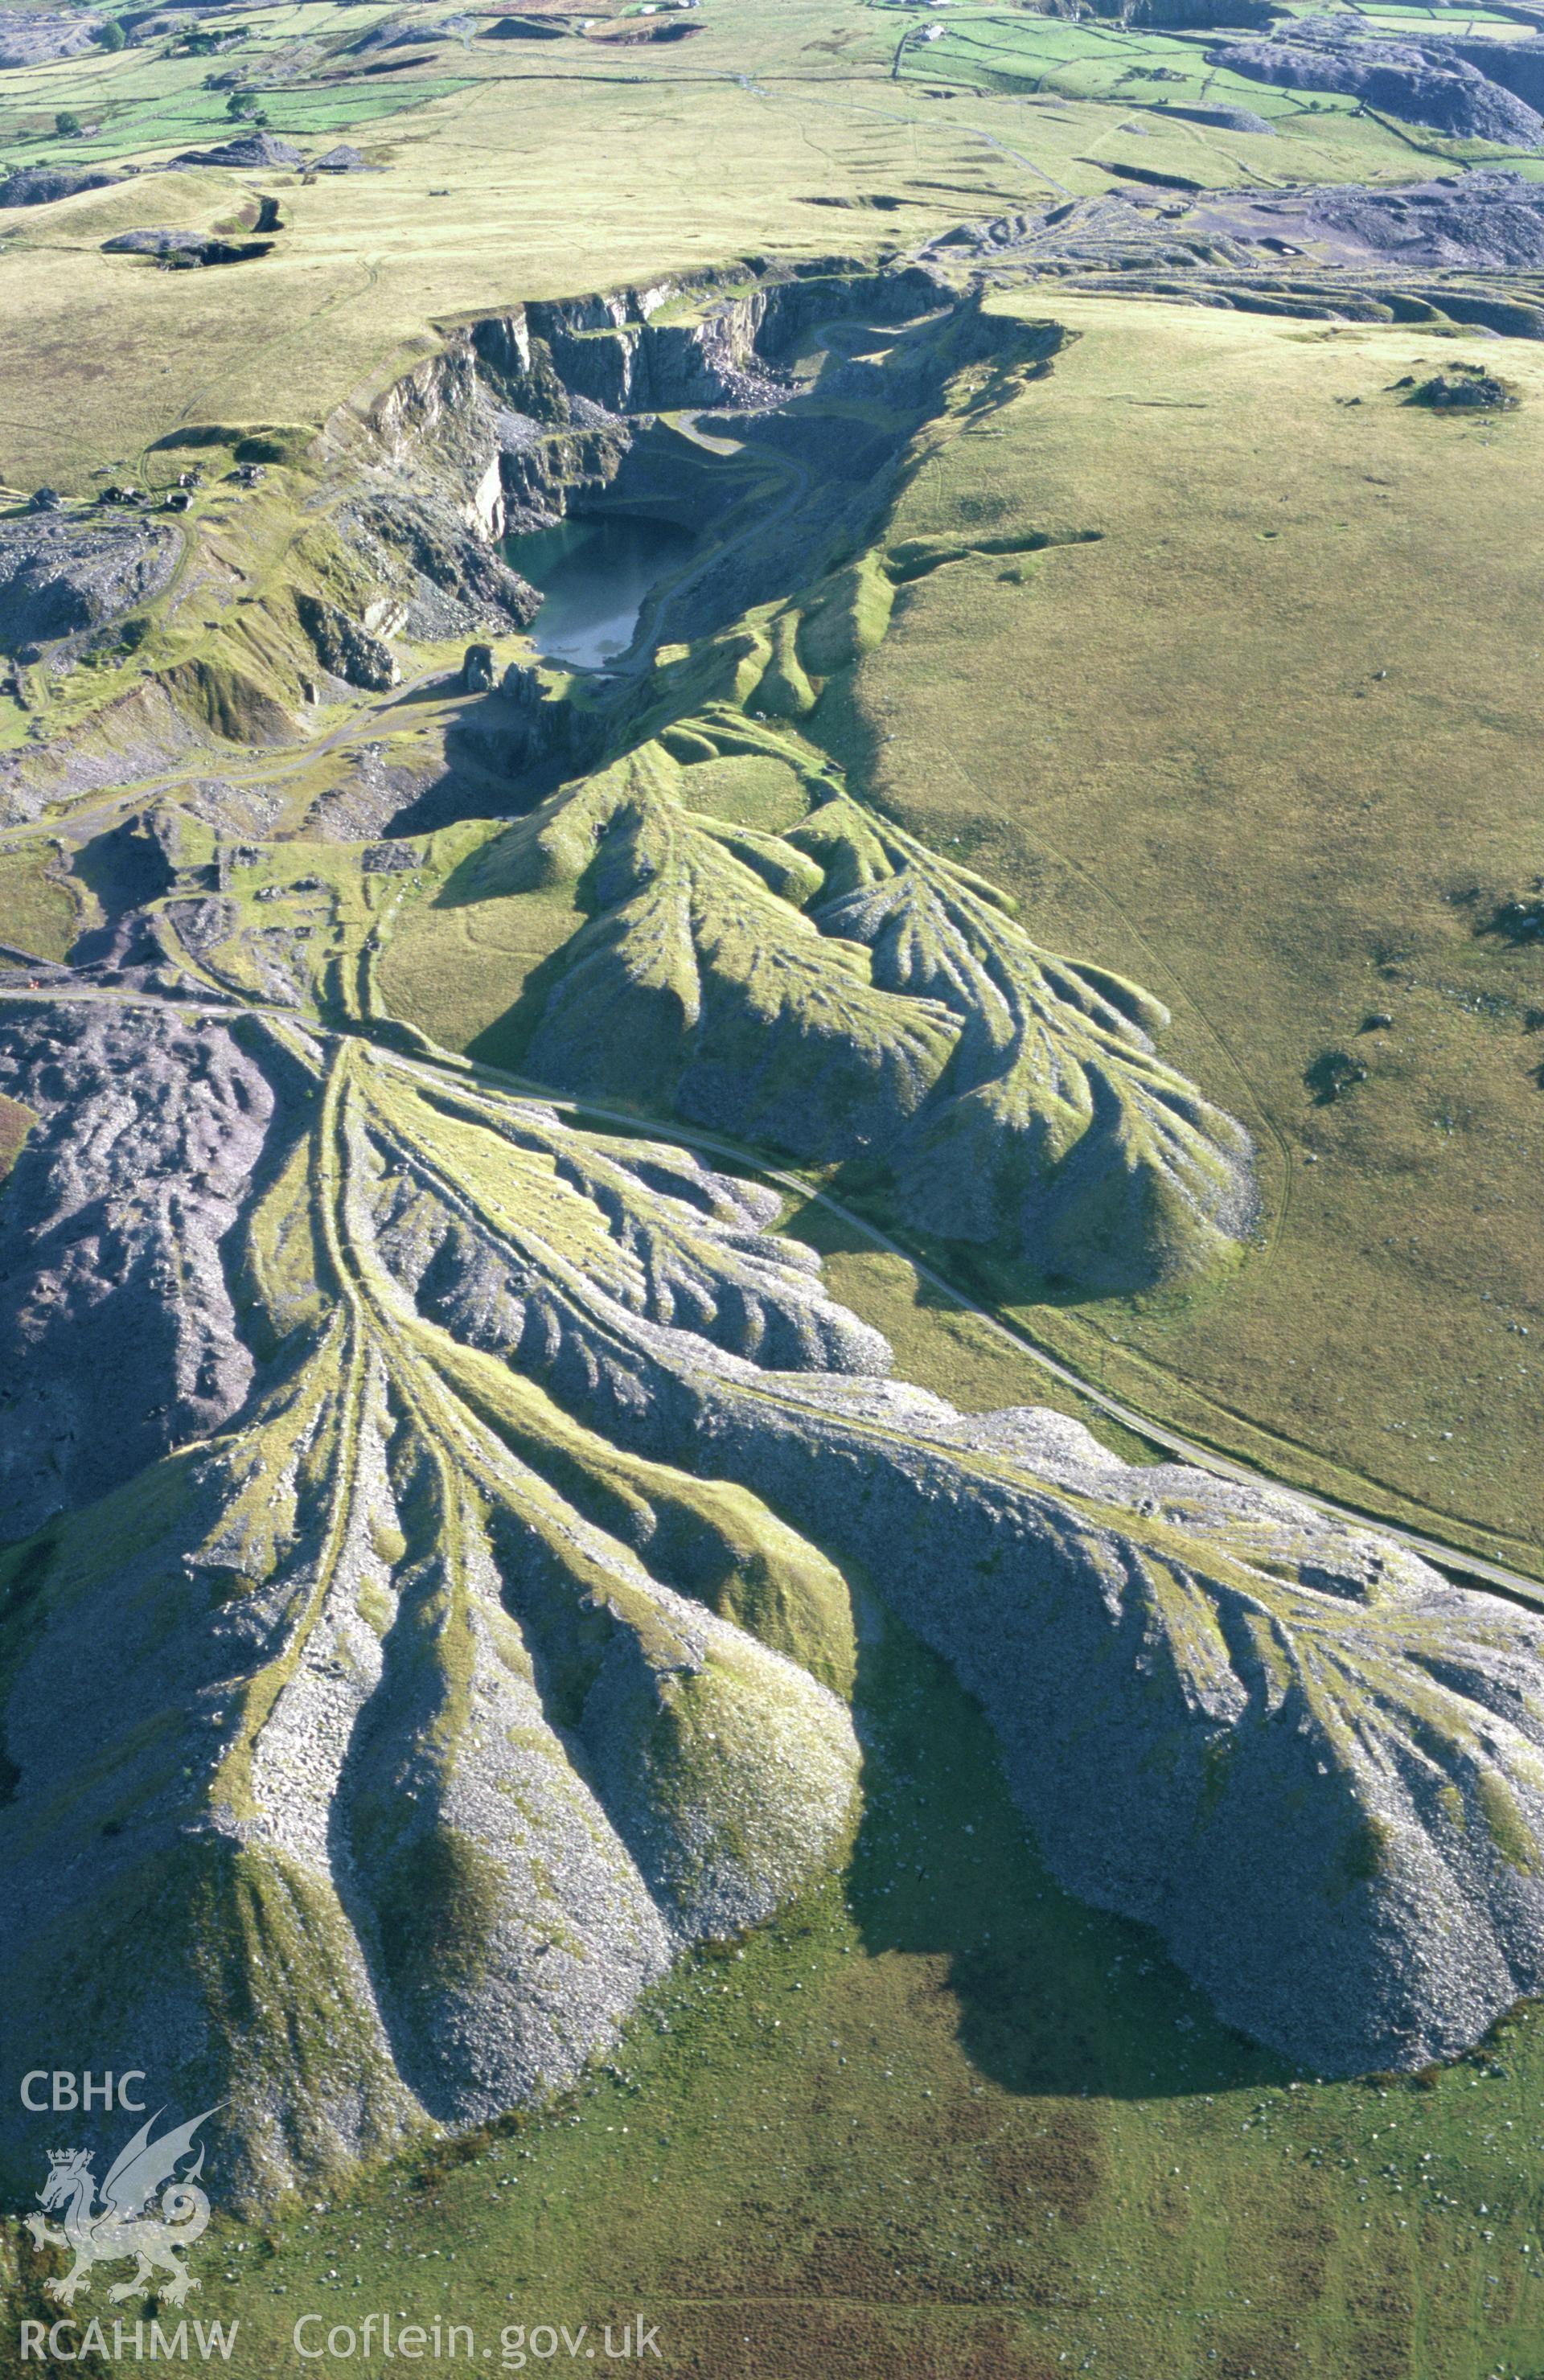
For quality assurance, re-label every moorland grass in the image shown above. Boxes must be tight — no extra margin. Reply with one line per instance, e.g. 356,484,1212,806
0,846,79,961
820,290,1544,1570
0,1090,29,1185
0,0,1475,490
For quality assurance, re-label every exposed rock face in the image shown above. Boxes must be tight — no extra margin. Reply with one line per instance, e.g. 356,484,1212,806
496,657,565,763
1214,18,1544,146
487,265,954,425
319,266,1050,746
1304,170,1544,271
340,486,540,642
102,228,271,266
174,131,306,167
295,590,399,690
355,264,968,605
1,979,1542,2201
0,9,103,67
0,165,121,207
0,514,179,661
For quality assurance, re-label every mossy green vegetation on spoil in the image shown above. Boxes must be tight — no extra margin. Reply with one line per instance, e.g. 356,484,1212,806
314,263,1538,1569
384,738,1254,1295
5,937,1544,2179
4,258,1544,2154
2,0,1544,2360
0,848,76,962
14,1600,1544,2380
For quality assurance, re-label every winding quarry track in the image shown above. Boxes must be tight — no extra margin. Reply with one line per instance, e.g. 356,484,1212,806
3,960,1538,1611
463,1064,1544,1615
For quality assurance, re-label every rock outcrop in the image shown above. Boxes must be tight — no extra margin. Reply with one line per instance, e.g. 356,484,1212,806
174,131,307,168
462,639,495,691
1214,17,1544,146
102,228,271,266
0,514,179,661
0,164,121,207
339,486,540,642
295,591,398,690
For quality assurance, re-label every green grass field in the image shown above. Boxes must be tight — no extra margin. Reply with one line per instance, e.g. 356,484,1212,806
895,5,1519,180
813,289,1544,1574
0,0,1507,491
0,846,78,961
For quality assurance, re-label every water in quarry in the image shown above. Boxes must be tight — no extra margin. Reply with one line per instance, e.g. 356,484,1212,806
509,512,695,669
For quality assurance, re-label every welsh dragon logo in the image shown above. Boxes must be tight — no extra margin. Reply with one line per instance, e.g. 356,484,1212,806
24,2107,216,2308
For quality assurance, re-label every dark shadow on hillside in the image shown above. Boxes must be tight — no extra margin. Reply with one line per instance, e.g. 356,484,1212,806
804,642,886,813
462,956,562,1078
382,685,606,836
817,1166,1145,1315
68,814,175,964
845,1589,1294,2104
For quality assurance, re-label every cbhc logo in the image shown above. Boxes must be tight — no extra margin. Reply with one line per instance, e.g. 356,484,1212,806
20,2074,146,2112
